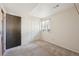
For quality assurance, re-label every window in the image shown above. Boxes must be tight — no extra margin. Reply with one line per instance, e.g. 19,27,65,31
41,19,51,32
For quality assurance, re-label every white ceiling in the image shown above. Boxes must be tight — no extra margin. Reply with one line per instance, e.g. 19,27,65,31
2,3,74,18
2,3,38,16
30,3,74,18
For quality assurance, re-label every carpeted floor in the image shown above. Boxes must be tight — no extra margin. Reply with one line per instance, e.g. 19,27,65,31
4,40,79,56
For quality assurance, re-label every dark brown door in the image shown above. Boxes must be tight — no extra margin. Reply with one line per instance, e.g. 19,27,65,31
6,14,21,49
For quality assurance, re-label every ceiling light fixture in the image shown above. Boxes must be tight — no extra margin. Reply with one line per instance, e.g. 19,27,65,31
53,4,59,8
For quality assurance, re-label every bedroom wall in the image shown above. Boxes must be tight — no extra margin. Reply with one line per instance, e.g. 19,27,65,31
41,6,79,53
21,15,41,46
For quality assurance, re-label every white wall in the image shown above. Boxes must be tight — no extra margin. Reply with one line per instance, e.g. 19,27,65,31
22,15,41,46
42,6,79,53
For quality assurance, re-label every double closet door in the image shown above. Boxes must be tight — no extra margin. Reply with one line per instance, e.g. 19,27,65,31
6,14,21,49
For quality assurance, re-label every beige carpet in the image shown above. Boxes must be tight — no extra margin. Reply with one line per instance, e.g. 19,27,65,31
4,40,79,56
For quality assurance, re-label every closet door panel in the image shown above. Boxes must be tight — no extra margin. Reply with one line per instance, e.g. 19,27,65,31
6,14,21,49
